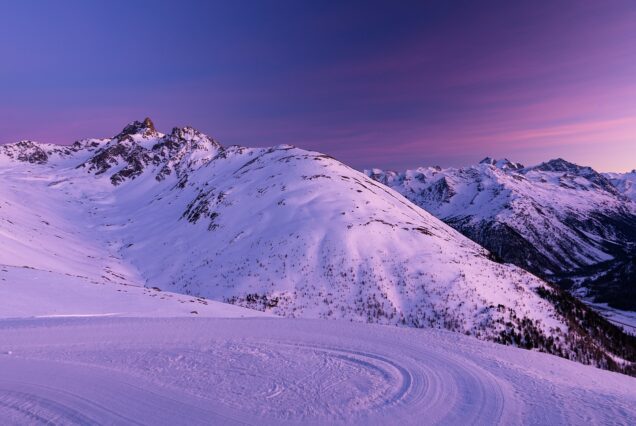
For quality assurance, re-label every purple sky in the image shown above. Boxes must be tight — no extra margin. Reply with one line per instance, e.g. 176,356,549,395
1,1,635,172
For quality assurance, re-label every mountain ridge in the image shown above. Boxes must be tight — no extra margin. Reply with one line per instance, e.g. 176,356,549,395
366,157,636,311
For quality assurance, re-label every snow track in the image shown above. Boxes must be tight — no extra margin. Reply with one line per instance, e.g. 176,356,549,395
0,317,634,425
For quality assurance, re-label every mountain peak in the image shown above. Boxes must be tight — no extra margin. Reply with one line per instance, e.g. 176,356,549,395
479,157,523,170
529,158,619,194
115,117,158,140
169,125,207,141
534,158,580,173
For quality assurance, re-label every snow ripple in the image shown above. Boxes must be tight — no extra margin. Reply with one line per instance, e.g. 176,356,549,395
0,317,633,425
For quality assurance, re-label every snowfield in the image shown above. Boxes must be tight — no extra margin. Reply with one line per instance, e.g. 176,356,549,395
0,316,635,425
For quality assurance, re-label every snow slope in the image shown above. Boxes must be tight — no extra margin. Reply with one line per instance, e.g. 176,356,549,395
1,120,635,373
0,316,634,425
0,266,271,319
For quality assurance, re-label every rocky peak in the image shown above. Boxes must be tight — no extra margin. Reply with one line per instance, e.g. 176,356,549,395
165,126,221,149
364,169,398,186
79,120,225,185
169,126,202,141
115,117,158,141
1,140,50,164
479,157,524,171
531,158,618,195
533,158,582,173
152,126,223,181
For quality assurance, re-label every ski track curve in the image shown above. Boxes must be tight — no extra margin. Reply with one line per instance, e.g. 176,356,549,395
0,317,634,425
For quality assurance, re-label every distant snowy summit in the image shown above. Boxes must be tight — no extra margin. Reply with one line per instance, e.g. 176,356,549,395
606,169,636,203
366,157,636,311
1,119,635,375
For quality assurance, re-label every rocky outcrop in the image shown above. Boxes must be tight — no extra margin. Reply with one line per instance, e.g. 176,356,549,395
77,119,222,185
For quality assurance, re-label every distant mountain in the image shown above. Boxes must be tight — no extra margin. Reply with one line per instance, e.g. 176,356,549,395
1,120,634,374
606,170,636,202
366,158,636,311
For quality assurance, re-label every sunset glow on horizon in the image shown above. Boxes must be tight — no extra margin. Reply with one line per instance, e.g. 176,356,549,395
1,0,635,172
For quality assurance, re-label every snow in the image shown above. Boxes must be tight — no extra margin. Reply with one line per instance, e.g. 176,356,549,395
586,301,636,335
0,266,271,319
2,230,632,424
0,126,634,371
0,127,635,423
0,138,571,346
0,316,634,425
606,170,636,202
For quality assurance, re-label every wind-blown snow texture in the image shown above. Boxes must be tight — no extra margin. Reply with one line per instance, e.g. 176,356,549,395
1,119,635,374
366,158,636,311
1,316,635,425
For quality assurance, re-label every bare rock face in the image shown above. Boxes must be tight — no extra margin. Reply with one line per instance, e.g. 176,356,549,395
115,117,158,141
153,126,223,181
0,140,78,164
13,141,49,164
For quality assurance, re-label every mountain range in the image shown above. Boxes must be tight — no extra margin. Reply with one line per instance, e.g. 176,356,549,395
1,118,634,374
367,157,636,311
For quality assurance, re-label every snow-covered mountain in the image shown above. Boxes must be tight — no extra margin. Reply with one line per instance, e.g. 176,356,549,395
606,169,636,202
366,158,636,311
2,119,635,373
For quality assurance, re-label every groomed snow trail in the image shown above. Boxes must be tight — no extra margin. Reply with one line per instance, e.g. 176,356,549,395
0,317,634,425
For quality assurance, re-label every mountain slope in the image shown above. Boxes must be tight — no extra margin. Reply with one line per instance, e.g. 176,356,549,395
1,120,635,373
366,158,636,312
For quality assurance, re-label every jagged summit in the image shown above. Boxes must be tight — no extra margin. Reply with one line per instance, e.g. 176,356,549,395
528,158,618,194
532,158,583,173
166,125,221,147
115,117,159,141
479,157,524,170
1,119,223,182
77,120,223,184
605,169,636,202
